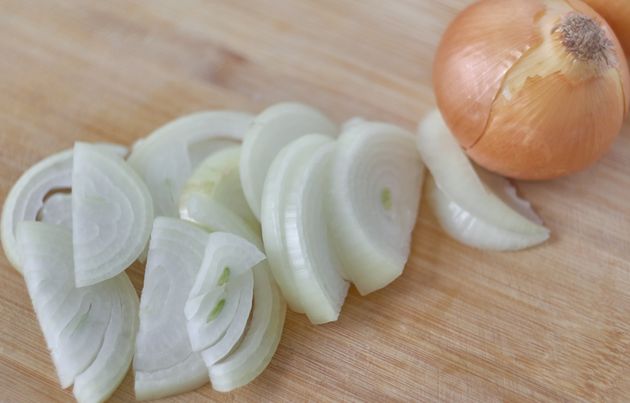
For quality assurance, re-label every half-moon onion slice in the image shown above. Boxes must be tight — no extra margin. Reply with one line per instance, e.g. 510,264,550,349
134,217,210,401
1,143,127,274
72,142,153,287
240,103,337,220
128,111,253,217
328,121,424,295
262,134,348,324
17,222,138,403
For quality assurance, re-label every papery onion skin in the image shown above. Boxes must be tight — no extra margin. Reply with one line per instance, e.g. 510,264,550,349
434,0,630,180
582,0,630,58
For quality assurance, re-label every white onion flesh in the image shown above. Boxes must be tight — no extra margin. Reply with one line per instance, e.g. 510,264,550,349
17,222,138,403
179,169,286,388
39,193,72,230
72,142,153,287
1,143,127,274
417,109,550,249
240,103,337,221
426,168,549,251
262,134,348,324
134,217,209,400
329,122,424,295
186,233,264,366
180,146,259,233
128,111,253,218
417,109,549,236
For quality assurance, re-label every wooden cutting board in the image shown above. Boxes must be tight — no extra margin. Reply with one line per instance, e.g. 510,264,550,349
1,1,628,401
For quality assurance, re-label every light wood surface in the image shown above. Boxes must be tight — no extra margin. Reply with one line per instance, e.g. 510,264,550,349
1,1,629,402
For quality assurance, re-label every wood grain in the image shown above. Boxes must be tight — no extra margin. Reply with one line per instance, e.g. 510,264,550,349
1,0,629,402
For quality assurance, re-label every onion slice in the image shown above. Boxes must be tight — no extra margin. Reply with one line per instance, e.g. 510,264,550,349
1,144,127,274
128,111,253,217
17,222,138,403
328,122,424,295
262,134,348,323
180,168,286,390
186,233,265,365
38,193,72,230
417,109,550,249
72,142,153,287
134,217,210,400
209,262,285,392
180,146,258,233
240,103,337,220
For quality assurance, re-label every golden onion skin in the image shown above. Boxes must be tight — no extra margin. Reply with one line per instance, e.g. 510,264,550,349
434,0,630,180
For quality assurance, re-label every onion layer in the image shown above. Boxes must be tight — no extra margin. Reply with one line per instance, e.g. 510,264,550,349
328,121,424,295
134,218,209,401
1,143,127,274
128,111,253,217
262,134,348,323
17,222,138,403
240,103,337,220
418,109,550,250
72,142,153,287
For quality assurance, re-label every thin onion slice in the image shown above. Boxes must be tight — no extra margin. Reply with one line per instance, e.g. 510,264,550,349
128,111,253,217
186,233,264,363
328,122,424,295
134,217,209,401
72,142,153,287
426,173,549,250
417,109,549,236
417,109,550,249
210,263,285,392
180,146,258,232
262,134,348,324
38,193,72,230
240,103,337,220
17,222,138,403
1,143,126,274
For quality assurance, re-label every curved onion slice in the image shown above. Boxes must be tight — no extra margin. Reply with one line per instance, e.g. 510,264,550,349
328,122,424,295
417,109,549,239
210,263,285,392
1,143,127,274
180,146,258,232
186,233,264,362
426,173,549,250
38,193,72,230
72,142,153,287
262,134,348,324
134,217,209,401
128,111,253,217
17,222,138,403
240,103,337,220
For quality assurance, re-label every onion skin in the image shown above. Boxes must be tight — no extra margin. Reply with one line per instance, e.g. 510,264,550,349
581,0,630,58
434,0,630,180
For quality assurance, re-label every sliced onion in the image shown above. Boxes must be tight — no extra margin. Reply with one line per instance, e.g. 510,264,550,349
328,122,424,295
180,146,258,232
210,263,285,392
134,217,209,401
186,233,264,365
128,111,253,217
1,143,126,274
417,109,550,249
240,103,337,220
38,193,72,230
426,174,549,250
17,222,138,403
417,109,549,236
262,134,348,324
72,142,153,287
